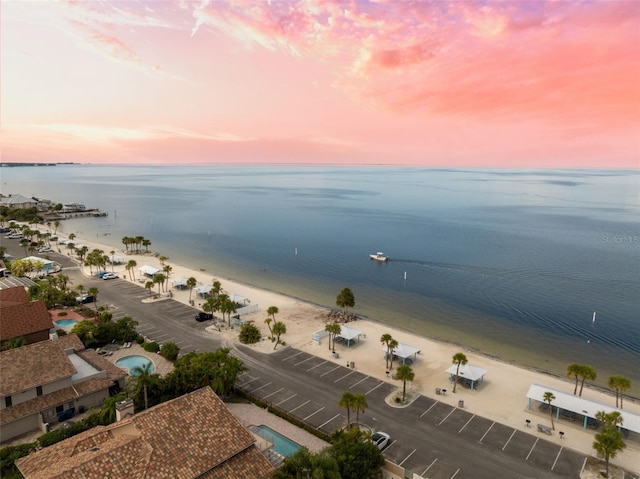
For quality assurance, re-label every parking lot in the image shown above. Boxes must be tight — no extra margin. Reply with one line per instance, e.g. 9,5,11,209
238,349,587,479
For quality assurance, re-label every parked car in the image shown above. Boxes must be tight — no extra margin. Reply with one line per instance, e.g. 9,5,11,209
195,312,214,322
38,246,52,253
102,273,118,280
76,295,96,304
371,432,391,450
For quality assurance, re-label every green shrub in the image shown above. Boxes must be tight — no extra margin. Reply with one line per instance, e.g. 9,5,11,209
57,311,68,317
0,442,37,479
56,329,68,336
136,335,144,344
143,341,160,353
238,323,261,344
160,342,180,361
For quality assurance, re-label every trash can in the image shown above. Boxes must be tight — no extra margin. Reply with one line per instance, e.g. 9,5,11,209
436,388,441,395
458,400,464,408
350,361,355,368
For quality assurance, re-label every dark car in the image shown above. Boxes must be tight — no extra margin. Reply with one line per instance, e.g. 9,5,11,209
195,312,213,322
77,295,96,304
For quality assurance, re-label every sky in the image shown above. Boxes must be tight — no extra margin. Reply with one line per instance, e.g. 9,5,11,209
1,0,639,168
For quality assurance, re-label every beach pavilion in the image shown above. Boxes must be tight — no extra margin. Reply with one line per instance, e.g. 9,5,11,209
195,284,212,298
381,342,421,365
526,384,640,435
139,265,160,278
108,254,125,265
171,277,189,290
446,364,488,390
336,325,366,348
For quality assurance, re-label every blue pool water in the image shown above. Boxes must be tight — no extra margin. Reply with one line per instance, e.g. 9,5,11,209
253,425,301,457
116,355,155,375
54,319,78,328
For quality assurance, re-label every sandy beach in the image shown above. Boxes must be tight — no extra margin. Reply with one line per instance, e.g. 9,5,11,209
58,231,639,474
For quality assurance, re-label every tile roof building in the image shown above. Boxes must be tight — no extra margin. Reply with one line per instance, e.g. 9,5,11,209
0,334,126,443
16,387,275,479
0,286,53,348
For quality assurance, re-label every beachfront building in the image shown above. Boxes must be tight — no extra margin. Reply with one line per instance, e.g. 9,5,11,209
139,264,160,278
0,286,53,348
0,194,37,209
15,387,275,479
0,334,126,443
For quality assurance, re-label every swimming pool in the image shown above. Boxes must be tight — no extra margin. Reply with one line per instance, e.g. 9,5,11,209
54,319,78,328
116,355,155,375
251,425,301,457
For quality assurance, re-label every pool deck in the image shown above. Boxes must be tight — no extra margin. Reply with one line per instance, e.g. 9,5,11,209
108,343,175,377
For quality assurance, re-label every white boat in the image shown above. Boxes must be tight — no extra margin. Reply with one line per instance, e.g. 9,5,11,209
370,252,388,262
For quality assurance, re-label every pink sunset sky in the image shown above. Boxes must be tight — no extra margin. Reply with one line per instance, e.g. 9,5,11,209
1,0,639,167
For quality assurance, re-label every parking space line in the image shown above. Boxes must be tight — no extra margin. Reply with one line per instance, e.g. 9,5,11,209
290,400,311,413
422,458,438,476
349,377,368,388
399,448,416,466
551,446,562,470
450,468,460,478
334,370,357,383
580,457,588,476
318,414,341,430
238,377,259,388
307,361,327,371
525,437,539,460
502,429,517,451
282,351,305,361
294,357,314,366
277,394,297,406
479,421,495,442
263,388,284,400
250,382,272,394
438,407,456,426
320,365,341,377
365,381,385,395
420,401,438,417
304,407,325,421
459,414,475,433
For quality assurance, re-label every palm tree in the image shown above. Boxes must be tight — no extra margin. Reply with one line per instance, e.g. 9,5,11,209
325,323,342,352
154,273,166,293
76,284,85,296
578,365,597,396
352,392,368,430
109,250,116,272
595,410,623,430
221,297,237,327
87,287,99,312
338,391,355,429
380,333,396,370
567,363,583,395
132,362,155,410
543,391,556,431
593,428,626,477
272,321,287,350
267,305,279,321
144,281,155,297
163,264,172,290
608,375,631,409
336,287,355,316
264,317,273,339
452,352,468,393
187,276,197,302
210,280,222,297
396,364,415,402
142,238,151,252
53,221,59,235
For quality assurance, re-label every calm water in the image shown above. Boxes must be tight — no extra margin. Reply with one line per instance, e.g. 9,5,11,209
3,165,639,394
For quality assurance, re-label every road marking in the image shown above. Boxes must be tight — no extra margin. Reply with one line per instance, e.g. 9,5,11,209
350,377,368,388
580,457,588,476
502,429,517,451
263,387,284,399
438,407,456,426
294,356,314,366
318,414,341,430
459,414,475,433
334,370,357,383
320,365,341,377
420,401,438,417
250,382,272,394
551,446,563,470
277,394,297,406
238,377,259,388
307,361,327,371
282,351,305,362
365,381,385,395
422,458,438,476
290,400,311,413
450,468,460,478
526,437,539,460
399,448,415,466
479,421,495,442
304,407,325,421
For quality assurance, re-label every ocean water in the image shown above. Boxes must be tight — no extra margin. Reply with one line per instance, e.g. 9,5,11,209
3,165,639,394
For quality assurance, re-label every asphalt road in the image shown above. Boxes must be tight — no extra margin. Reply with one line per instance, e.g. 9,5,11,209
3,241,586,478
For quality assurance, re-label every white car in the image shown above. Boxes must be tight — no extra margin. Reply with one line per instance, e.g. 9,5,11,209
371,431,391,450
38,246,52,253
102,273,119,280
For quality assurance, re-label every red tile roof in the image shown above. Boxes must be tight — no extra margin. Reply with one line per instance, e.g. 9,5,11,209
16,388,274,479
0,287,53,342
